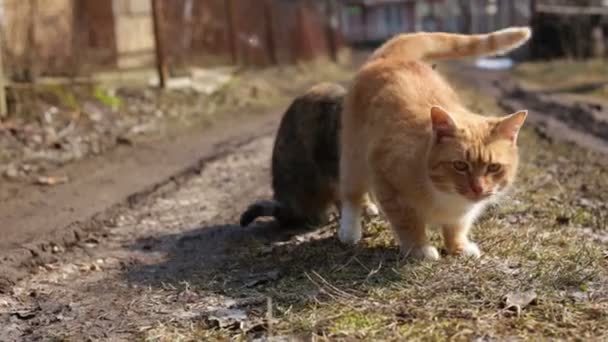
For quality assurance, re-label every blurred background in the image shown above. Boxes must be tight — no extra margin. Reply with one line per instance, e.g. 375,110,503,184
2,0,608,81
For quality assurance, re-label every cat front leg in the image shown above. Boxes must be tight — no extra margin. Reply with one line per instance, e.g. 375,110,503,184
442,223,481,258
373,182,439,260
387,206,439,260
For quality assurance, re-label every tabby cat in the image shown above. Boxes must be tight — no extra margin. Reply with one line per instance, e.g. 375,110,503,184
338,27,531,259
241,83,377,228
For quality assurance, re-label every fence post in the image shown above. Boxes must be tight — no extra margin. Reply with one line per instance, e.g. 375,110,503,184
0,31,7,118
295,5,306,63
529,0,536,58
325,0,338,62
225,0,238,65
152,0,169,89
25,0,39,82
263,0,278,65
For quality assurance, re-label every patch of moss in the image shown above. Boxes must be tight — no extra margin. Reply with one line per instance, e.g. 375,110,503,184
93,86,122,110
329,312,386,337
45,84,80,110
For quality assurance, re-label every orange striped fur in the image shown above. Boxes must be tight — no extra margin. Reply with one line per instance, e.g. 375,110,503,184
338,27,531,260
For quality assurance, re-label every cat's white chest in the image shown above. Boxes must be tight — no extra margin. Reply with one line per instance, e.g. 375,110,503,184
427,189,487,225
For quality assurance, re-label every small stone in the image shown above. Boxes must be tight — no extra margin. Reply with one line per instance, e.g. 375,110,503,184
36,175,69,186
205,308,248,330
4,165,20,179
578,198,595,208
503,290,537,316
51,245,64,254
31,134,43,145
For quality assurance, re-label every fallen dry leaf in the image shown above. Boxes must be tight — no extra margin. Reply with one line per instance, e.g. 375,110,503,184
503,290,538,316
205,308,248,330
35,175,69,186
0,121,18,131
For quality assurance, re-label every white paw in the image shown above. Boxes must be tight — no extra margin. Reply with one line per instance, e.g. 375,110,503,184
403,245,440,261
462,241,481,258
364,203,380,217
338,218,362,244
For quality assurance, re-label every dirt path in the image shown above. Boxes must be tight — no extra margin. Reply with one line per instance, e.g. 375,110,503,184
0,105,287,286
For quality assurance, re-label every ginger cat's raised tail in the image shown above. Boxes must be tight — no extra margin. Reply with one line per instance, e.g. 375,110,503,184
370,27,531,61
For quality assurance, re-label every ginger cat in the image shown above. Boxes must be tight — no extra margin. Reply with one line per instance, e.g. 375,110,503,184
338,27,532,260
241,83,378,228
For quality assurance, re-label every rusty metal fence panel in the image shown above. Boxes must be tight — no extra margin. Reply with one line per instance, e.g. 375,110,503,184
0,0,345,79
163,0,234,68
161,0,343,68
230,0,276,66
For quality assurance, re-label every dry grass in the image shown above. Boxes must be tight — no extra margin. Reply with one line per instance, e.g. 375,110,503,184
141,67,608,341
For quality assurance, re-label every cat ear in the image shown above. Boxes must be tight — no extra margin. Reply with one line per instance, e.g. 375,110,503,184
430,106,457,142
495,110,528,143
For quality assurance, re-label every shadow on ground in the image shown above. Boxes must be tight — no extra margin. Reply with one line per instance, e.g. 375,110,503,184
124,219,401,320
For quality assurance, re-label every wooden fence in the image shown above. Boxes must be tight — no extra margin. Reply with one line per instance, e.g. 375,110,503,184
0,0,345,82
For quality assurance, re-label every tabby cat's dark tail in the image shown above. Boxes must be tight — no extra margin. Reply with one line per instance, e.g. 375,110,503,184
240,200,285,227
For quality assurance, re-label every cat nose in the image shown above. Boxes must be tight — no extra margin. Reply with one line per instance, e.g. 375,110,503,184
470,181,483,195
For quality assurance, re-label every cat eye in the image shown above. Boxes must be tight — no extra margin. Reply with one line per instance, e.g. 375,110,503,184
452,161,469,172
487,163,502,173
